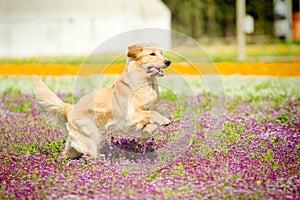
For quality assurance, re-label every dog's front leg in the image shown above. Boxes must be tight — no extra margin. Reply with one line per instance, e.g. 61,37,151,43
132,109,170,144
138,124,158,144
149,111,171,126
143,123,158,134
133,109,171,127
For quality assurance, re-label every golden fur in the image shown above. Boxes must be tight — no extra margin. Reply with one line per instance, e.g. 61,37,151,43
33,44,171,158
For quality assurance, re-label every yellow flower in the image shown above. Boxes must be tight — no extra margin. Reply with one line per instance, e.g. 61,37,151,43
256,180,262,185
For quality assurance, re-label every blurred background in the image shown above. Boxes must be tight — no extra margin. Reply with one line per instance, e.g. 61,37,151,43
0,0,299,62
164,0,299,43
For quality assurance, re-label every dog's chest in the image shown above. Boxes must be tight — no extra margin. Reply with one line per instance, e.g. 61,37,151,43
134,83,158,109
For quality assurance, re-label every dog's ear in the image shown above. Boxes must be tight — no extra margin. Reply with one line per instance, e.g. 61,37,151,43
127,44,143,59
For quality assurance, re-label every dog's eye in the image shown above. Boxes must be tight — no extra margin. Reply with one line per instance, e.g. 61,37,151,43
149,53,156,56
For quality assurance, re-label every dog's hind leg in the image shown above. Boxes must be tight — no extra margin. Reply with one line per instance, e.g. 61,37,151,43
65,118,106,159
62,126,84,159
62,147,83,159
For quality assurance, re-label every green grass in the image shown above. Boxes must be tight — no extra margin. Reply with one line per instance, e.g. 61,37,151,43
1,76,300,99
0,43,299,64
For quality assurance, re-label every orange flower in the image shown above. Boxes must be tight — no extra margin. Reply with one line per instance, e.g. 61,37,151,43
0,62,299,77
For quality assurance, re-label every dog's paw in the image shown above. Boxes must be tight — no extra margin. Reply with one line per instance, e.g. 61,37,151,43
157,116,171,126
150,111,171,126
143,123,158,135
61,151,68,159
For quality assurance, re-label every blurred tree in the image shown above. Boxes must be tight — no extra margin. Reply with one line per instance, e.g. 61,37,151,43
206,0,217,37
161,0,281,40
165,0,204,38
216,0,236,37
246,0,273,35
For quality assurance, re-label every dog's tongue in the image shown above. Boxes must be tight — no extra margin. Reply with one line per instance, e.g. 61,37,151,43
148,67,159,76
148,67,164,77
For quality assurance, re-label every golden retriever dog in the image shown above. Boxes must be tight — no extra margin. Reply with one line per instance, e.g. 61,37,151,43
33,43,171,159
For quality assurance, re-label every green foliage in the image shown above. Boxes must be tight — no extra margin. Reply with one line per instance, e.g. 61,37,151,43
7,99,31,113
0,56,85,66
147,169,161,182
4,89,32,113
41,141,65,157
263,149,274,163
276,114,289,124
160,91,178,102
162,0,274,38
1,43,300,65
172,104,181,120
222,122,244,143
173,162,185,176
3,85,22,96
9,140,64,157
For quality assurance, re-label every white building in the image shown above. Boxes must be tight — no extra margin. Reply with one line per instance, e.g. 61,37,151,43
0,0,171,57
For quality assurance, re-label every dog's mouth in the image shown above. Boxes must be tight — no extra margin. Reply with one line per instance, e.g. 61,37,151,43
147,67,165,77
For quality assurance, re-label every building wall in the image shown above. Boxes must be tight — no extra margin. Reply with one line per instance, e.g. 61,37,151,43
0,0,171,57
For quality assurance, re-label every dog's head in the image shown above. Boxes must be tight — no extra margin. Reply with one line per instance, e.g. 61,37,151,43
126,43,171,77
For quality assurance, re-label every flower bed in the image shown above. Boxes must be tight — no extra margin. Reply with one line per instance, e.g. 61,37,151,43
1,62,300,76
0,76,299,199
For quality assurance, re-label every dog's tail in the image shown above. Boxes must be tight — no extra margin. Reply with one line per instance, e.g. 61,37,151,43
33,75,71,131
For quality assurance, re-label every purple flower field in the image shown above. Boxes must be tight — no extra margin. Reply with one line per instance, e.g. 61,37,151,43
0,77,300,199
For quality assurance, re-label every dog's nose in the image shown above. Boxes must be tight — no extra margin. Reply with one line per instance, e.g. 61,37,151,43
164,60,171,66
